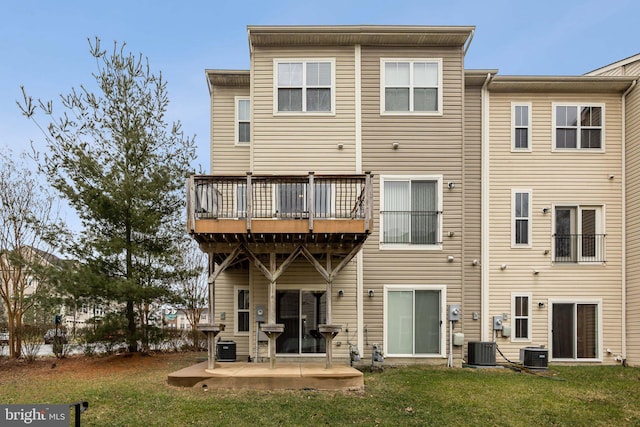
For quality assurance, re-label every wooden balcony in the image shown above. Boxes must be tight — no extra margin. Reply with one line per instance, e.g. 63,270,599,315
186,172,373,262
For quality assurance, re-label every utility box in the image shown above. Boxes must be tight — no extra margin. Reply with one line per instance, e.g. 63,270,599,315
255,305,266,323
448,304,461,322
493,315,503,331
520,347,548,369
216,340,236,362
453,332,464,346
467,341,496,366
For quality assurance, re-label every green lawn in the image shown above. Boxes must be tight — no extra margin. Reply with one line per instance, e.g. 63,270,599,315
1,352,639,426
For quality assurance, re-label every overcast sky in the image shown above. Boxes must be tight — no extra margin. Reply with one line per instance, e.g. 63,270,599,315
1,0,638,173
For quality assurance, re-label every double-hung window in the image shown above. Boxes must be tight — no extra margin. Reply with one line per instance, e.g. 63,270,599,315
512,103,531,151
554,104,603,150
235,288,250,334
512,293,531,341
512,190,532,247
235,97,250,144
381,59,442,114
554,205,605,263
380,175,442,248
275,60,334,113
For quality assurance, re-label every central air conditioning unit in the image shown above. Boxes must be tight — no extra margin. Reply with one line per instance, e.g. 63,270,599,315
467,341,496,366
520,347,548,369
216,340,236,362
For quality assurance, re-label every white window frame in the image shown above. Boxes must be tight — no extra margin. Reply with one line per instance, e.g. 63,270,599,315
379,175,443,251
552,103,605,152
234,287,250,336
383,284,446,358
511,292,532,342
511,102,532,152
552,204,605,263
548,299,602,362
380,58,443,115
512,189,532,248
273,58,336,115
235,97,251,145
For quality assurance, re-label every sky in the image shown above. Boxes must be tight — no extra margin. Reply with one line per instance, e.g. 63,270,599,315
1,0,639,174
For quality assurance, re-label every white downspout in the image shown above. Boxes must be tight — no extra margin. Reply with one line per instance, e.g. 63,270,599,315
621,79,637,362
481,72,493,342
355,44,365,358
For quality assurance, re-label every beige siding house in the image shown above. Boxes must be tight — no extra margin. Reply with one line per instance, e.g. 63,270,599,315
189,24,640,369
192,26,477,369
588,55,640,366
485,78,635,365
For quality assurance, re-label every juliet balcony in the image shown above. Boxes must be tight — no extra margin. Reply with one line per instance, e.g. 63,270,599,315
186,172,373,262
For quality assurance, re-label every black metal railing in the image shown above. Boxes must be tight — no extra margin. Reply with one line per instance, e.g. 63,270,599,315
380,211,442,245
188,172,373,230
553,234,606,263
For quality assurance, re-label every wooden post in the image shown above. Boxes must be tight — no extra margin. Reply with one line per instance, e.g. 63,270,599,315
268,252,277,369
325,255,333,368
208,253,216,370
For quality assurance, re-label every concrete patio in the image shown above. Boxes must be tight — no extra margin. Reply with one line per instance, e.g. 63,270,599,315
167,361,364,391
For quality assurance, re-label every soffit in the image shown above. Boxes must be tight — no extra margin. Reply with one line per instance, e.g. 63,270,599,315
248,25,475,48
206,70,250,87
488,76,636,93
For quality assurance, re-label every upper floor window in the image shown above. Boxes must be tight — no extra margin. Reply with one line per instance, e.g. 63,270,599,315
275,60,334,113
554,205,605,263
381,59,442,114
235,97,250,145
380,175,442,249
512,103,531,151
554,104,603,150
512,190,532,247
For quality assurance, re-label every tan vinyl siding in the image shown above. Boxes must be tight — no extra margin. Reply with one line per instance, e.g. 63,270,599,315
211,85,250,174
487,91,624,364
463,83,483,344
248,259,357,361
360,46,465,357
625,84,640,366
251,46,356,174
212,268,250,358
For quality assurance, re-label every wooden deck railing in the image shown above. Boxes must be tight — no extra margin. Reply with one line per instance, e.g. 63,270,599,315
187,172,373,235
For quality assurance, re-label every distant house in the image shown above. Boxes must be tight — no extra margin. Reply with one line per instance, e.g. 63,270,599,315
186,25,640,368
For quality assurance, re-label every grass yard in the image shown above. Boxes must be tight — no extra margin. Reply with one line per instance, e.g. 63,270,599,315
1,352,639,426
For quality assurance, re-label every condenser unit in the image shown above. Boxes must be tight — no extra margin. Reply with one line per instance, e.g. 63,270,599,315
520,347,548,369
216,340,236,362
467,341,496,366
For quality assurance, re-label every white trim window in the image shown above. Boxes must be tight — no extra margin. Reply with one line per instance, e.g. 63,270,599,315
384,285,446,357
553,205,605,263
550,300,601,361
511,293,532,341
274,59,335,113
512,103,532,151
235,288,250,334
381,59,443,114
380,175,443,250
512,189,532,247
235,97,250,145
553,104,604,150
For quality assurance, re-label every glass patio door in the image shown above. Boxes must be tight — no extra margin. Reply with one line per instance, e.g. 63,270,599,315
552,303,598,359
276,290,326,354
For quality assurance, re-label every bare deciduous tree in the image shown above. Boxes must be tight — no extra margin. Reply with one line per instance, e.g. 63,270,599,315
0,152,61,358
174,240,207,350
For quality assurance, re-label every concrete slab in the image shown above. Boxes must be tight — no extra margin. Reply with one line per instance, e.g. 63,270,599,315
168,361,364,391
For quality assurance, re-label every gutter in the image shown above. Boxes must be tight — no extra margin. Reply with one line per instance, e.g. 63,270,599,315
464,29,475,57
621,79,637,362
481,72,493,341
